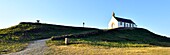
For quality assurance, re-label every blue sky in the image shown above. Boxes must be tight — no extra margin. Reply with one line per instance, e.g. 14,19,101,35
0,0,170,37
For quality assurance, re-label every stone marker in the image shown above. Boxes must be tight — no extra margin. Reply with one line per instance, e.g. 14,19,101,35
65,38,69,45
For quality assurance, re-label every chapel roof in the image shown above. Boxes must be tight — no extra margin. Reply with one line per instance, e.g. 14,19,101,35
115,17,135,24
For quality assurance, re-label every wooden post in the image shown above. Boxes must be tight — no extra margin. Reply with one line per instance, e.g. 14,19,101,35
65,38,69,45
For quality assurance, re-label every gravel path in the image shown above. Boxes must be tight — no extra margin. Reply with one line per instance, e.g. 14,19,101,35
4,39,52,55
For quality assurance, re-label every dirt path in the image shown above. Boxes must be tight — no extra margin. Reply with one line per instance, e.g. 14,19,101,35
4,39,52,55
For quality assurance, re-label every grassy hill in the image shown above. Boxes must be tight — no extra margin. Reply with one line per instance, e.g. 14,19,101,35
49,27,170,47
0,22,170,54
0,22,99,41
0,22,99,54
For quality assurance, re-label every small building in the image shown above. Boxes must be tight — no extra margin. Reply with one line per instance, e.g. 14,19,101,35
108,12,137,29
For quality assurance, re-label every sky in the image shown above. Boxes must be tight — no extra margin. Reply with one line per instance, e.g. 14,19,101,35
0,0,170,37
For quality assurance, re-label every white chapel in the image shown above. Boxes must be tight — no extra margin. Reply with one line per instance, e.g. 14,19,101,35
108,12,137,29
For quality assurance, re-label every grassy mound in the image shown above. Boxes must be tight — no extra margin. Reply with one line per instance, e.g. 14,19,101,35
0,22,170,54
0,22,99,41
49,28,170,47
0,22,98,54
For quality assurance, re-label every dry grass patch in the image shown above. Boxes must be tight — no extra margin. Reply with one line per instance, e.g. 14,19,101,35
49,45,170,55
0,42,28,54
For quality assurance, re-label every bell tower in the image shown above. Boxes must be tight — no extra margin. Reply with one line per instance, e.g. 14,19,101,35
112,12,115,17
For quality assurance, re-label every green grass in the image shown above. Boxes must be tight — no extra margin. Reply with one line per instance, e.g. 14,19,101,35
0,42,28,54
0,22,98,54
46,28,170,55
0,22,170,54
49,28,170,47
0,22,98,41
47,39,155,48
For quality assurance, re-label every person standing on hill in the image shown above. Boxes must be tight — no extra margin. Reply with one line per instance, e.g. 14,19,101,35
83,22,85,27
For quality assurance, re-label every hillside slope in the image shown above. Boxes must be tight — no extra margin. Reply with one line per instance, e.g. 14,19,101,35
0,22,169,46
0,22,99,54
1,22,170,54
0,22,99,41
51,28,170,47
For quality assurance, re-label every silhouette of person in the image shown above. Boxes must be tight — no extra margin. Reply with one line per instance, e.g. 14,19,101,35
37,20,40,23
83,22,85,27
